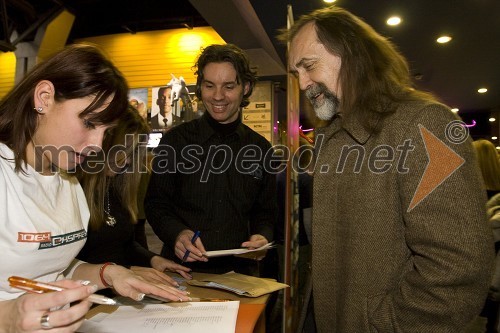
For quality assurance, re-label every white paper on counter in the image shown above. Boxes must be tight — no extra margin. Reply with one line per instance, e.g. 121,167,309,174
78,301,239,333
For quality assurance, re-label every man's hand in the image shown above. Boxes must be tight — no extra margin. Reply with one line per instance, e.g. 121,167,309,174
174,229,208,263
237,234,269,261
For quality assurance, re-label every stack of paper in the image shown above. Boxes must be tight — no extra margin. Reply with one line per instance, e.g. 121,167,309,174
79,301,239,333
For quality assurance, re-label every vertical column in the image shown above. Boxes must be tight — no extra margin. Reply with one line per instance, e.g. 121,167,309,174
13,10,74,82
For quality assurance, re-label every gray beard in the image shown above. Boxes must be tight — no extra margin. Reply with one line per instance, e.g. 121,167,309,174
314,96,339,120
306,84,340,121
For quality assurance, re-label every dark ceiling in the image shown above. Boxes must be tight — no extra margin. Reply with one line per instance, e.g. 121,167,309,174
2,0,500,133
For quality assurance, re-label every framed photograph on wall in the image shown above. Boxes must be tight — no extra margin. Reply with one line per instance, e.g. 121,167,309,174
151,83,204,133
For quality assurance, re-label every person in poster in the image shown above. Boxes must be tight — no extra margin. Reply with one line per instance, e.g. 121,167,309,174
150,86,182,132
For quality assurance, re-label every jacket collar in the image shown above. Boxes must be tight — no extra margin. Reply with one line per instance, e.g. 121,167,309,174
317,113,372,145
342,114,373,145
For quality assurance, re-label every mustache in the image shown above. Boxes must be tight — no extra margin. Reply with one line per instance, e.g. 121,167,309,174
305,83,335,100
305,83,339,104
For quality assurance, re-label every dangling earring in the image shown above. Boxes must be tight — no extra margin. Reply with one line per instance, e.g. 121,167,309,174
34,107,43,113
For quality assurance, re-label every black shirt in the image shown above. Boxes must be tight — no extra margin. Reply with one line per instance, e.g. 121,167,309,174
145,113,277,274
77,182,155,267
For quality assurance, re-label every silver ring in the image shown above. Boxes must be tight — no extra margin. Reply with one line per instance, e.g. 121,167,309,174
40,312,52,330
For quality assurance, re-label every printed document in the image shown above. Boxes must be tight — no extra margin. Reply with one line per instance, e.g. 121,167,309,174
79,301,239,333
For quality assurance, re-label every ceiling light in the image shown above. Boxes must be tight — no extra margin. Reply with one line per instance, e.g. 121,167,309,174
496,146,500,150
478,88,488,93
451,108,459,113
492,136,498,140
323,0,337,3
386,16,401,26
489,118,496,122
436,36,452,44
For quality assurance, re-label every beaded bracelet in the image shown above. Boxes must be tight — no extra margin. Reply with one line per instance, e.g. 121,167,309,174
99,262,116,288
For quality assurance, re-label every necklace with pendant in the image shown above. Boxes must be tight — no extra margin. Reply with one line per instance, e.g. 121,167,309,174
104,185,117,227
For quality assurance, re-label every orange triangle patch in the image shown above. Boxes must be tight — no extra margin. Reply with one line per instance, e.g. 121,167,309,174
408,125,465,211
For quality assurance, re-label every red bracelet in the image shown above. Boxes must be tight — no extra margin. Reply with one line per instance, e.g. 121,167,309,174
99,262,116,288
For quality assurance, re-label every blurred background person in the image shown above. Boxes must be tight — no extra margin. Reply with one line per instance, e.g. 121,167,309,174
473,139,500,199
77,106,192,290
471,138,500,333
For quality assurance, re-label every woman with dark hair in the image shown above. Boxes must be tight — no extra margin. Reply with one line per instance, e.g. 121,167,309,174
0,44,188,332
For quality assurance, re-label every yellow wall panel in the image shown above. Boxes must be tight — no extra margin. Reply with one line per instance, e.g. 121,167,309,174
1,26,223,102
77,27,225,88
0,52,16,100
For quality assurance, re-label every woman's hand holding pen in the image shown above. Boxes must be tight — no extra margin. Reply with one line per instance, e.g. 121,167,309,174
175,229,208,263
0,279,95,332
100,264,190,303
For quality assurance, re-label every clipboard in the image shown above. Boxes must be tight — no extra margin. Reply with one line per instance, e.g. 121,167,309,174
187,271,288,297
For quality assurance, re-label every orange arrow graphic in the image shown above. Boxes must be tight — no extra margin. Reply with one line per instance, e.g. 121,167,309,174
408,125,465,211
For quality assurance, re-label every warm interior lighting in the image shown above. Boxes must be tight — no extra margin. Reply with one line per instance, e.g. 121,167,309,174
478,88,488,93
451,108,459,113
489,117,496,122
323,0,337,3
436,36,452,43
492,136,498,140
0,52,16,99
176,32,206,54
386,16,401,26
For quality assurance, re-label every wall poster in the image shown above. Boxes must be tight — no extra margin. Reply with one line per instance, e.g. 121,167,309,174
128,88,148,120
150,82,203,134
243,81,273,143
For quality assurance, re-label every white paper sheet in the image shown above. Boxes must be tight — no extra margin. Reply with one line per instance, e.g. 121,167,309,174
204,242,275,257
79,301,239,333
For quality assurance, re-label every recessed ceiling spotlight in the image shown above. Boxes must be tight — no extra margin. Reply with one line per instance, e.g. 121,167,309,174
386,16,401,26
436,36,452,44
451,108,459,113
478,88,488,93
492,136,498,140
496,146,500,150
323,0,336,3
489,117,496,122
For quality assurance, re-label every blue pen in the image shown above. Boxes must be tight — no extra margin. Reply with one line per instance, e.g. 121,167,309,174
182,231,201,263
